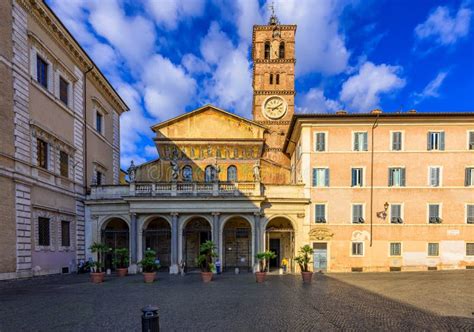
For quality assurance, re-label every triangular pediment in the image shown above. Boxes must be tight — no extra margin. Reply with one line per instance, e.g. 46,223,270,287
151,104,266,140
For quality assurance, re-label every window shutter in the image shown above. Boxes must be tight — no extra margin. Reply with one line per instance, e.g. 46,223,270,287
47,60,54,93
363,133,368,151
320,133,325,151
354,134,359,151
54,72,60,98
325,169,330,186
470,132,474,149
427,133,432,150
400,168,406,186
466,168,471,186
68,82,73,109
439,132,445,150
388,168,393,186
30,48,37,79
312,168,317,186
468,205,474,219
351,169,356,186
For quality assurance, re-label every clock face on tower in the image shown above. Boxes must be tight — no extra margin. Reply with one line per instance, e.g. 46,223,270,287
263,96,287,120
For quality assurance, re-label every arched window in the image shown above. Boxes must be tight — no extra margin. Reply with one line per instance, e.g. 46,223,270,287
182,166,193,182
276,74,280,85
205,165,216,182
279,42,285,59
227,165,237,182
264,42,270,59
269,73,273,84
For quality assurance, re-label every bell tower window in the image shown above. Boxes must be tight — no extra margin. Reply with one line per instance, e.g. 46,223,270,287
264,42,270,60
276,74,280,85
279,42,285,59
269,74,273,84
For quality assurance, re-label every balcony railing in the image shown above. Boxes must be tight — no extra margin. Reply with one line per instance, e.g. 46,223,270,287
89,181,262,200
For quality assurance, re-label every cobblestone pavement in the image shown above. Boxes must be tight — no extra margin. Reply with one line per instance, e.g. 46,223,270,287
1,271,473,331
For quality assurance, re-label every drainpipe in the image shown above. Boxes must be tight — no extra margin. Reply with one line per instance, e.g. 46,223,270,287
369,114,380,247
83,65,94,192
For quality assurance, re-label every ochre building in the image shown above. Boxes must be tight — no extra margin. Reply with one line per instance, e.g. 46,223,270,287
86,16,474,273
0,0,128,279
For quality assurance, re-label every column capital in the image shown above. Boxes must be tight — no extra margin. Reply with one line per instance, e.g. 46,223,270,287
253,212,262,217
170,212,179,217
130,212,137,218
211,212,221,216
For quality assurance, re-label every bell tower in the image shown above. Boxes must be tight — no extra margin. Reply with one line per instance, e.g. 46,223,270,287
252,12,296,182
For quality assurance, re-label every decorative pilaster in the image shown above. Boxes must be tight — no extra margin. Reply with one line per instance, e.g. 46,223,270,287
170,213,179,274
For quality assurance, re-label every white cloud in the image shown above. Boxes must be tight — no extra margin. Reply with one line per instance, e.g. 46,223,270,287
297,88,341,114
270,0,351,75
143,54,197,120
147,0,205,30
121,154,147,170
340,62,406,112
144,145,158,158
412,71,449,104
182,54,210,74
415,2,472,46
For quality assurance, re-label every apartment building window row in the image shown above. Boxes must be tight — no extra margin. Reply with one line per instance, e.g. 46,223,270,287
34,128,73,179
314,130,473,152
35,214,73,250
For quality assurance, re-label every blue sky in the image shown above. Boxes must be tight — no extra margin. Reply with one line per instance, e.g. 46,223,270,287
47,0,474,168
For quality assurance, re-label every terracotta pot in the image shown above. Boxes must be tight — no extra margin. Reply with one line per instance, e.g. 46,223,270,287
301,271,313,283
201,272,213,283
143,272,156,283
116,268,128,277
255,271,266,283
90,272,105,283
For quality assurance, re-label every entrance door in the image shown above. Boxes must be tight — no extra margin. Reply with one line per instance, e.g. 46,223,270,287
313,243,328,272
269,238,280,270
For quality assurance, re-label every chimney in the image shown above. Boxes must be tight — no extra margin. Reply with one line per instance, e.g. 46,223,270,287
336,110,347,115
371,109,383,115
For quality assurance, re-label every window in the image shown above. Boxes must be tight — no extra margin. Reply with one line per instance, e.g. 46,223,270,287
428,204,442,224
204,165,216,182
351,168,363,187
428,243,439,256
276,74,280,85
269,73,273,84
429,167,441,187
351,242,364,256
388,167,406,187
315,132,326,152
391,131,403,151
60,151,69,178
427,131,445,151
312,168,329,187
467,205,474,224
353,132,368,151
59,76,69,105
38,217,50,246
390,242,401,256
469,131,474,150
61,220,70,247
96,171,103,186
182,166,193,182
227,165,237,182
465,168,474,186
264,42,270,59
390,204,403,224
37,139,48,170
279,42,285,58
96,112,103,134
352,204,364,224
36,55,48,88
466,243,474,256
315,204,326,223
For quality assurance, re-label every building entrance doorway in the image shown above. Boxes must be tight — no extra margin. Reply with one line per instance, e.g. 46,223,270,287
223,217,252,272
183,218,212,271
313,243,328,272
143,218,171,271
265,217,295,272
101,218,129,270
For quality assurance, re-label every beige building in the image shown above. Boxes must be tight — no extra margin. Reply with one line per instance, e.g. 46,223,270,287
0,0,128,279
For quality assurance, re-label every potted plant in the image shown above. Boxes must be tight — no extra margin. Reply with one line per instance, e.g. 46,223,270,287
139,248,160,283
295,245,314,283
113,248,129,277
196,240,217,283
255,251,276,283
89,242,108,283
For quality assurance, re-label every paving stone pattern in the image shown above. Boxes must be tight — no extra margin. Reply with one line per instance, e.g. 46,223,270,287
0,271,473,331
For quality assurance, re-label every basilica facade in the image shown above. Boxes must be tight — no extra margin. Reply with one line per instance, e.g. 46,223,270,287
85,16,474,274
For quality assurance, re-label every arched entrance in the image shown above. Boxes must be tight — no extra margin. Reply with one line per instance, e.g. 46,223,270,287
223,217,252,272
101,218,129,270
265,217,295,272
183,217,212,271
143,217,171,270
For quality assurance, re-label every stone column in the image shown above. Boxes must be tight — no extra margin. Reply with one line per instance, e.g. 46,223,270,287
212,212,221,263
170,213,179,274
129,213,138,274
253,212,261,272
